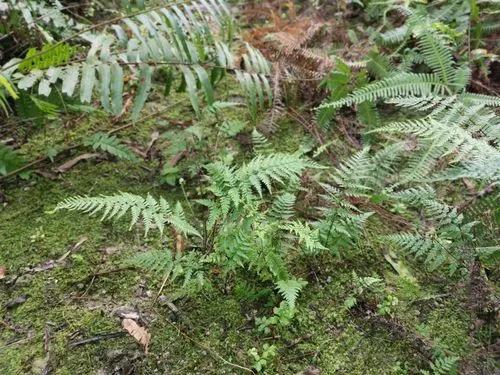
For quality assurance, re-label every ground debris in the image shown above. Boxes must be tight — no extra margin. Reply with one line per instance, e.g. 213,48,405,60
54,153,101,173
121,318,151,354
68,331,126,348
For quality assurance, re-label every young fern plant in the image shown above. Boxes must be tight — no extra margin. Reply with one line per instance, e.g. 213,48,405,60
53,150,322,307
2,0,272,120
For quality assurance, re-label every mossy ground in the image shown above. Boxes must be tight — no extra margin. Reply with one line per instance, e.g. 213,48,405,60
1,103,480,375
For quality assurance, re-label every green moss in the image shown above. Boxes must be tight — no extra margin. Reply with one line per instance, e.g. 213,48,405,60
0,83,483,374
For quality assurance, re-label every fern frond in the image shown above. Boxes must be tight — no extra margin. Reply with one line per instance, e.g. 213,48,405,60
128,249,174,273
331,148,374,195
379,25,409,45
385,233,455,272
5,1,271,120
275,278,308,309
268,193,296,220
0,144,25,176
415,31,457,88
281,221,327,254
237,153,318,197
251,128,270,154
84,132,138,161
319,73,450,110
54,193,200,237
388,186,436,204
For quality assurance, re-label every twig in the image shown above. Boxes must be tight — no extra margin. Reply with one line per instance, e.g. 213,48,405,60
69,332,126,348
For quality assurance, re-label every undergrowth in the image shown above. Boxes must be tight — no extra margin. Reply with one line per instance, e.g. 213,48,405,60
0,0,498,374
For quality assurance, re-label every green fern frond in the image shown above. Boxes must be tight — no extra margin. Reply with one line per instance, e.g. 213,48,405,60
18,44,75,73
84,132,139,161
379,25,409,45
281,221,327,254
54,193,200,237
331,147,374,195
388,186,436,204
0,144,25,176
5,0,271,120
275,278,308,309
319,73,450,110
251,128,270,154
128,249,174,273
366,51,395,79
385,233,456,272
415,31,457,88
237,153,318,197
268,193,296,220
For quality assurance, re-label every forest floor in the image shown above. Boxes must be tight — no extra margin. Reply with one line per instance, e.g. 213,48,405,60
0,1,498,374
0,93,487,374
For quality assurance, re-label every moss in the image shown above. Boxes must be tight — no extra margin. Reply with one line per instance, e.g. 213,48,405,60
0,85,483,374
418,301,472,356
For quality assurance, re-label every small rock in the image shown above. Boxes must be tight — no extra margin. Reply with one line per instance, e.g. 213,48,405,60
5,295,27,309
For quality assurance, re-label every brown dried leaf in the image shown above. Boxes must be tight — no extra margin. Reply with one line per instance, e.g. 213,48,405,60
0,266,6,279
122,318,150,353
175,232,185,254
54,153,101,173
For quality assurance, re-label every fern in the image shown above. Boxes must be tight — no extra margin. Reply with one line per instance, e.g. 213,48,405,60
415,30,457,89
319,73,450,110
53,193,200,237
18,43,75,73
421,355,459,375
372,94,500,182
84,132,139,162
275,278,308,309
251,128,270,154
128,250,208,291
0,74,19,114
128,249,174,273
330,147,375,195
281,221,327,254
385,233,458,273
4,0,271,119
268,193,296,220
384,193,476,274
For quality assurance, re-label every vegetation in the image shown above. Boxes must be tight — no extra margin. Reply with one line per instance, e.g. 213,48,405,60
1,0,498,374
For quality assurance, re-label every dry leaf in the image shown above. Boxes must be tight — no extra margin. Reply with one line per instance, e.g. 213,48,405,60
0,266,6,279
175,232,185,254
122,318,150,353
54,153,100,173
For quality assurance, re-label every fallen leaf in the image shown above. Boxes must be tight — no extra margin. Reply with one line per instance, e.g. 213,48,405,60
0,266,6,279
54,153,101,173
122,318,150,353
383,249,416,282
